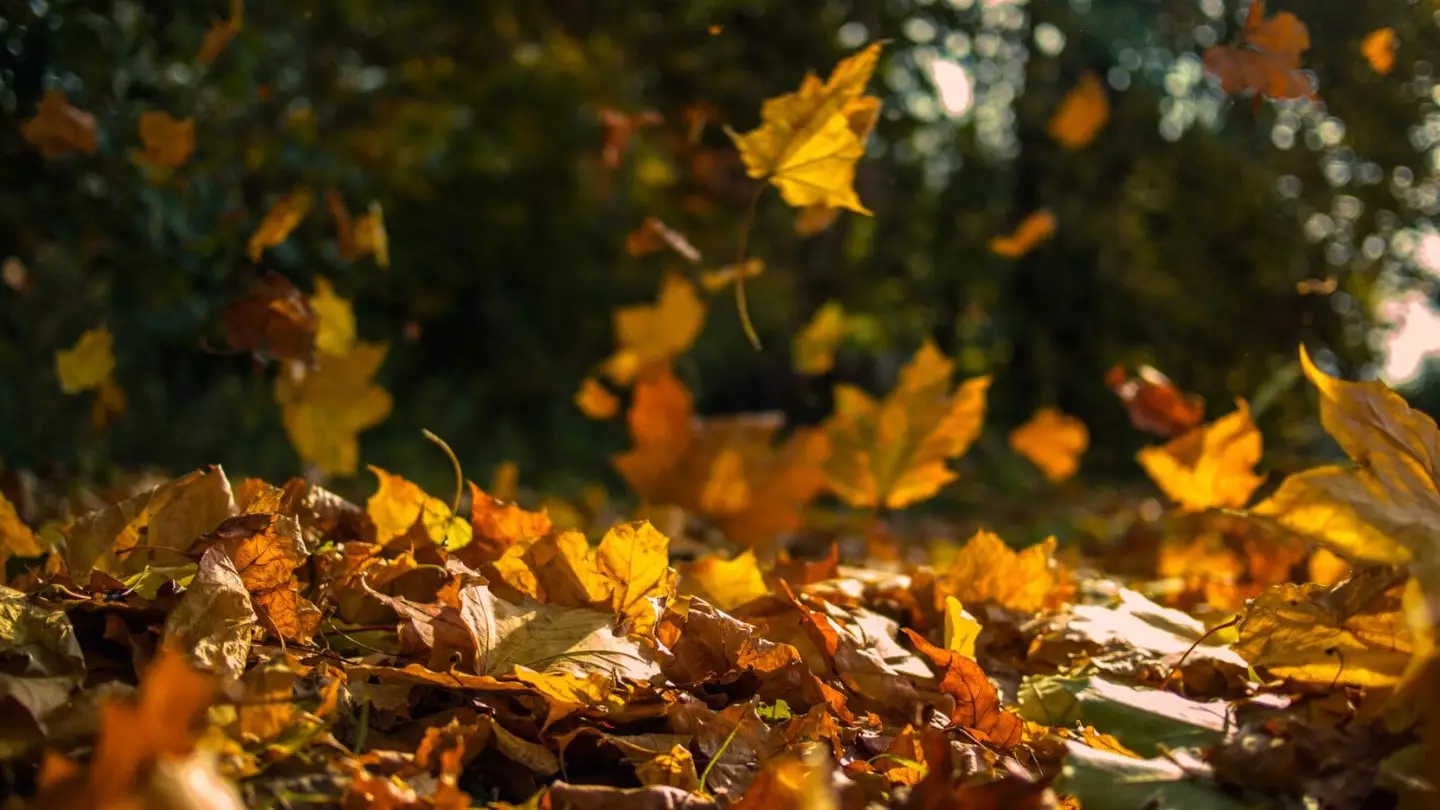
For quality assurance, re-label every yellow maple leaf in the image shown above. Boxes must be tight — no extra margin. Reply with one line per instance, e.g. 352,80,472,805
1362,28,1397,76
56,326,116,394
1137,400,1264,511
938,530,1063,614
137,111,196,169
309,277,356,357
575,376,620,420
1048,72,1109,150
365,465,472,548
602,274,706,386
1009,407,1088,483
728,43,883,213
989,210,1057,258
943,595,981,659
823,340,990,510
686,550,769,611
793,301,847,377
247,189,314,262
273,343,392,476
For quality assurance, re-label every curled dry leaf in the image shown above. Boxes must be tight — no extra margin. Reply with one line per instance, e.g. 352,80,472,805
824,340,989,510
162,546,256,680
728,43,883,214
1009,407,1089,483
903,629,1024,747
989,209,1057,258
1106,363,1205,438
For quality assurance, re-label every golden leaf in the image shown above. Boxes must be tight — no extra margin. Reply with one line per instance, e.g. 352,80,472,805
1009,407,1088,482
309,277,356,357
1362,28,1398,76
686,551,769,611
597,522,676,635
365,466,471,548
353,202,391,268
1047,72,1109,150
137,111,196,169
823,340,990,509
603,275,706,386
634,744,699,791
1137,400,1264,511
728,43,883,213
20,90,98,159
793,301,846,377
942,595,981,659
247,189,314,262
274,343,392,476
196,0,244,65
938,530,1062,614
0,492,43,564
575,376,620,420
55,326,115,394
989,209,1057,258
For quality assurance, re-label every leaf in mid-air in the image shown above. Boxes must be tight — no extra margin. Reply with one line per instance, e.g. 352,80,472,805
1202,1,1316,100
223,272,319,364
273,344,392,476
309,277,356,358
1107,363,1206,438
728,43,883,213
136,111,196,169
1362,28,1398,76
247,188,314,261
823,340,989,509
625,217,701,262
20,90,98,159
793,301,847,377
1048,73,1109,150
55,326,115,394
575,376,621,420
602,275,706,385
1137,400,1265,512
989,209,1057,258
1009,407,1089,483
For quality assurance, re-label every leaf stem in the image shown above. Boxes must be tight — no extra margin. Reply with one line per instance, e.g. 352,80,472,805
699,714,745,796
421,428,464,515
733,184,765,350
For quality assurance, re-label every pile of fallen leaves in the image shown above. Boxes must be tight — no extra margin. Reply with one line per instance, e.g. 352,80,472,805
0,345,1435,810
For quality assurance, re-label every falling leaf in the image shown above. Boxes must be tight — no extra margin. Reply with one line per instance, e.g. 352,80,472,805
823,340,990,509
700,259,764,293
355,202,391,268
366,466,472,548
1137,400,1265,511
603,275,706,386
20,90,98,159
136,111,196,168
247,189,314,262
1048,73,1109,150
795,204,842,237
274,343,393,476
793,301,846,377
625,217,701,262
598,107,663,168
1107,363,1205,438
686,551,769,611
938,531,1064,614
1009,407,1089,482
196,0,244,65
1203,1,1316,100
989,210,1057,258
223,272,319,364
55,326,115,394
310,277,356,357
1362,28,1397,76
576,377,620,420
728,43,883,213
903,629,1023,746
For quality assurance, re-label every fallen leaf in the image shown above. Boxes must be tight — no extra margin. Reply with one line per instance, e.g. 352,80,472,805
543,781,715,810
603,275,706,386
21,90,98,159
942,595,981,659
700,259,764,293
1048,73,1108,150
274,344,392,476
1203,1,1316,100
366,466,471,548
576,376,620,420
1137,400,1265,511
1362,28,1397,76
247,189,314,262
1106,363,1205,438
64,465,236,576
162,547,257,681
903,628,1023,746
824,340,990,509
728,43,883,213
625,217,701,262
1009,407,1088,482
793,301,847,377
686,551,769,611
463,481,553,565
137,111,196,168
56,326,115,394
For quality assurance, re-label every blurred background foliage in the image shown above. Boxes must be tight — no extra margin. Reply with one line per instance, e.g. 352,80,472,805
3,0,1440,515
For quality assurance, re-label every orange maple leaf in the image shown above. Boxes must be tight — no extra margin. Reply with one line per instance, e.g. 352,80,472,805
1203,1,1316,100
